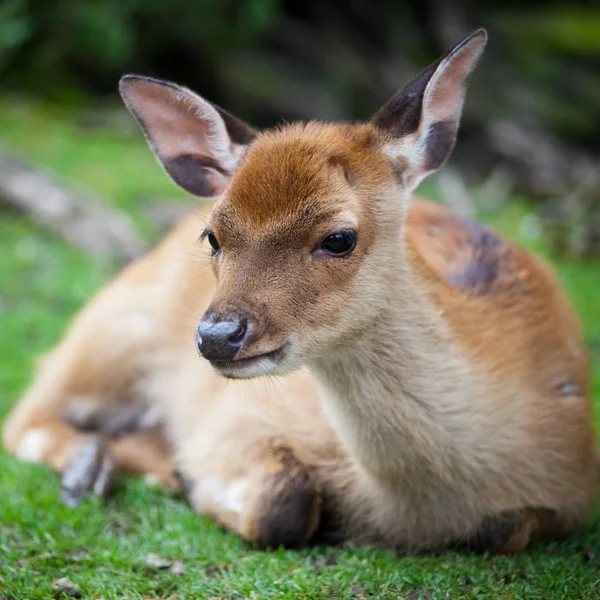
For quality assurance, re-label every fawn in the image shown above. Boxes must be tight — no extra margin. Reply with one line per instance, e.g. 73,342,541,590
3,29,597,553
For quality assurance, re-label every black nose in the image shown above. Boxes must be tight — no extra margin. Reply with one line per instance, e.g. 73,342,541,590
196,314,249,362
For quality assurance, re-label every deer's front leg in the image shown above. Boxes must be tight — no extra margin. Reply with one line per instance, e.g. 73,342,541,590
180,436,321,549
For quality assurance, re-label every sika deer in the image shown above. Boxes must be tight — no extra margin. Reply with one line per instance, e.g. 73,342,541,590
3,29,597,553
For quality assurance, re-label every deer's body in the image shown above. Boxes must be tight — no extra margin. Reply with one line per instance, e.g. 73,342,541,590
3,30,596,553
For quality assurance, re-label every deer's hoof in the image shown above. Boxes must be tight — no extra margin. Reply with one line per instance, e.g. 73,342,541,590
60,437,115,507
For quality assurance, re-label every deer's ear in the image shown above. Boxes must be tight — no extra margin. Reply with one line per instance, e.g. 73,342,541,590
372,29,487,191
119,75,257,198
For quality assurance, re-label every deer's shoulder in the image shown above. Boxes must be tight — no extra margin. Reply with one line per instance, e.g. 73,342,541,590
405,198,516,298
405,198,587,394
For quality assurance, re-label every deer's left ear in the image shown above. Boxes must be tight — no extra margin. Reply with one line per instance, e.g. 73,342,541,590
372,28,487,191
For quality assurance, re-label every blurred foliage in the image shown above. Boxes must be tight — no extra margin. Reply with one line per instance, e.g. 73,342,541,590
0,1,598,132
0,0,279,102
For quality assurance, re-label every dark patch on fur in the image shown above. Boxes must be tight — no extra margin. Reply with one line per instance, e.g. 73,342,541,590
63,400,158,436
446,221,509,297
310,498,347,546
255,447,320,549
454,510,527,553
555,379,583,397
164,153,228,197
424,121,456,171
360,128,378,149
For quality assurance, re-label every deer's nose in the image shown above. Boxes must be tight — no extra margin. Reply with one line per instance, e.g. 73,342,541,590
196,313,249,362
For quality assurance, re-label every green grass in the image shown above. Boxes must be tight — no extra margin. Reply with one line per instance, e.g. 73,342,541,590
1,100,599,599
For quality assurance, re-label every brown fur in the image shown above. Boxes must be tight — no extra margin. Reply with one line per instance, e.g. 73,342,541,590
3,30,596,553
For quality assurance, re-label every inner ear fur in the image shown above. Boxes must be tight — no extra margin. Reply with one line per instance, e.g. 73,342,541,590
119,75,257,197
372,29,487,188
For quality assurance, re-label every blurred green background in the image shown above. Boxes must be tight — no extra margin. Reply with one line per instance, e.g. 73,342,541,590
1,1,599,598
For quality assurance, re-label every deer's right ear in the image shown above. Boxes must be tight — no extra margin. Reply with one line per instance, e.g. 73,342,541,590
119,75,257,198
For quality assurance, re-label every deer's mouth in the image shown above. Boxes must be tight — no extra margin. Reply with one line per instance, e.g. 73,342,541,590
209,344,289,379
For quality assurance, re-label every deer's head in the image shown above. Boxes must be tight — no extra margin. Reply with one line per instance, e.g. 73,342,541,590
120,30,486,378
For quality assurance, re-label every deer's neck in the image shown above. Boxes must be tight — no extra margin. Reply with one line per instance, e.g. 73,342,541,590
310,244,481,488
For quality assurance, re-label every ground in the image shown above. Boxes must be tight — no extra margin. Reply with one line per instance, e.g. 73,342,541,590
0,100,599,599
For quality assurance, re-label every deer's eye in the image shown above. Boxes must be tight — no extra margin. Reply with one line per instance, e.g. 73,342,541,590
207,232,221,255
318,231,357,256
